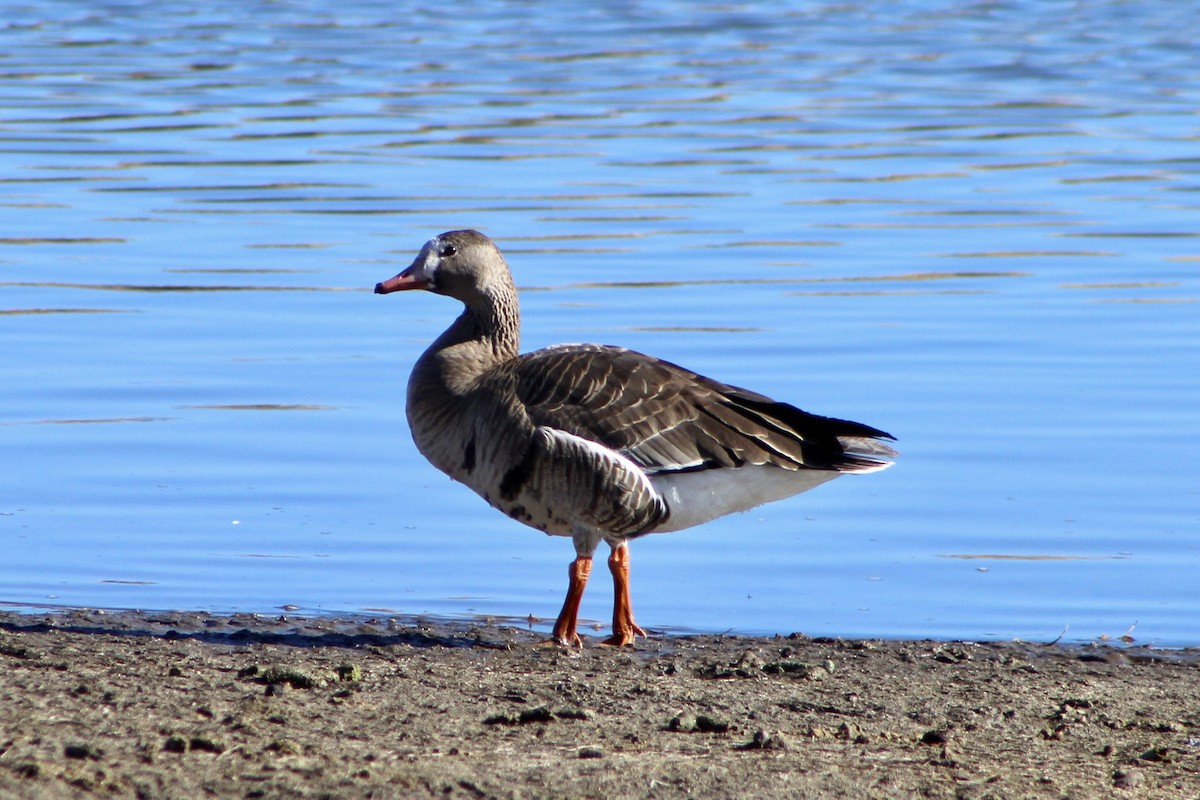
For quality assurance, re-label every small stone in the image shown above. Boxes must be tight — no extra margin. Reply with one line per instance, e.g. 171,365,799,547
836,722,866,742
64,742,102,760
742,729,788,750
554,707,594,721
517,706,554,725
189,736,225,754
931,645,971,663
802,725,834,739
577,746,604,759
483,706,556,726
696,714,730,733
735,650,764,675
667,712,699,732
1113,769,1144,789
762,661,830,680
921,729,949,745
163,735,188,753
483,712,519,726
697,663,736,680
1139,746,1172,763
267,739,303,755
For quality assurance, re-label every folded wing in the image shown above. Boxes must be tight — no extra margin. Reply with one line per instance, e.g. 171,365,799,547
509,344,897,478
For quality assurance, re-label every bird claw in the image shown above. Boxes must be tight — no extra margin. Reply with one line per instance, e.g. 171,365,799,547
541,632,583,649
600,622,646,648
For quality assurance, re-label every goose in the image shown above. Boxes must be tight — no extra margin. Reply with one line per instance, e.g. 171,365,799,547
375,230,897,647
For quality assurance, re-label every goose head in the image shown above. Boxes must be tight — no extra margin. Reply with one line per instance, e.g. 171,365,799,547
374,229,513,306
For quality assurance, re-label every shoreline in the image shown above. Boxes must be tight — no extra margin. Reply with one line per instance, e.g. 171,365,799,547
2,609,1198,798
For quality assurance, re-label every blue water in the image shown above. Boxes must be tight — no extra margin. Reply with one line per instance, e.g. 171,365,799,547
3,1,1198,646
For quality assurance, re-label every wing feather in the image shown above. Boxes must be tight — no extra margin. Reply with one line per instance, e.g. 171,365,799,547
505,344,895,476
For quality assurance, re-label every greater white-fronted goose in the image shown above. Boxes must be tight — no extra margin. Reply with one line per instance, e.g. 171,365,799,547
375,230,897,646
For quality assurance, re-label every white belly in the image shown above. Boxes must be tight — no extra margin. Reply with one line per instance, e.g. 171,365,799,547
649,465,841,533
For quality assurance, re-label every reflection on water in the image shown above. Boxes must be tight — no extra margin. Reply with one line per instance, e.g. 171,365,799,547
4,417,171,426
3,282,347,292
185,404,335,411
1,0,1198,646
0,308,129,316
938,554,1122,562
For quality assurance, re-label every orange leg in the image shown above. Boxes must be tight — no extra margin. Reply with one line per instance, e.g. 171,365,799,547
602,544,646,647
550,556,592,647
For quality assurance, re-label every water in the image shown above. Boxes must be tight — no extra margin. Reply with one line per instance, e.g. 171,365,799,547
3,1,1198,646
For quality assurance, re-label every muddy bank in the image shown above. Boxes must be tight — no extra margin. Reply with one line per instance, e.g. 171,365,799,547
1,609,1198,799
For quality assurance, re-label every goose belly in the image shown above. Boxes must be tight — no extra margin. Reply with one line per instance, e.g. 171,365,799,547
649,465,841,534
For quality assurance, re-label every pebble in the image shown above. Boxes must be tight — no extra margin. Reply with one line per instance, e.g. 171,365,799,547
667,712,698,732
267,739,303,755
64,742,102,760
518,706,553,725
336,663,362,682
921,729,949,745
667,712,730,733
1113,769,1144,789
483,705,557,726
189,736,225,754
743,729,788,751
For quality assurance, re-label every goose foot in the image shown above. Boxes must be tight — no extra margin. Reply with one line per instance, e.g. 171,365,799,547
600,621,646,648
549,556,592,648
601,544,644,647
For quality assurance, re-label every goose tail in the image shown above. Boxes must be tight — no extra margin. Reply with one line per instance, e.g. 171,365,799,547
837,432,898,474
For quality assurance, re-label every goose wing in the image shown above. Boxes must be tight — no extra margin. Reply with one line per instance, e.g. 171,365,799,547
508,344,896,476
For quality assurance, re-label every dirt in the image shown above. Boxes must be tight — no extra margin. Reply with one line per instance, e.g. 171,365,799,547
1,609,1198,799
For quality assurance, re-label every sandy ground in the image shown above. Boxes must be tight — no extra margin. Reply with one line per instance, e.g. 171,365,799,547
1,609,1198,799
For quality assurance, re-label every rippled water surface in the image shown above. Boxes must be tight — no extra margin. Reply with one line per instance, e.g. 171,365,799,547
3,1,1198,645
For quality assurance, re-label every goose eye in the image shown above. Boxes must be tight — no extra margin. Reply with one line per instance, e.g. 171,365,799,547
438,243,457,258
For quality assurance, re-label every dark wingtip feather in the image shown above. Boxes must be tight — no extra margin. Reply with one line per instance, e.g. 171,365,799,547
719,386,898,471
837,435,899,473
